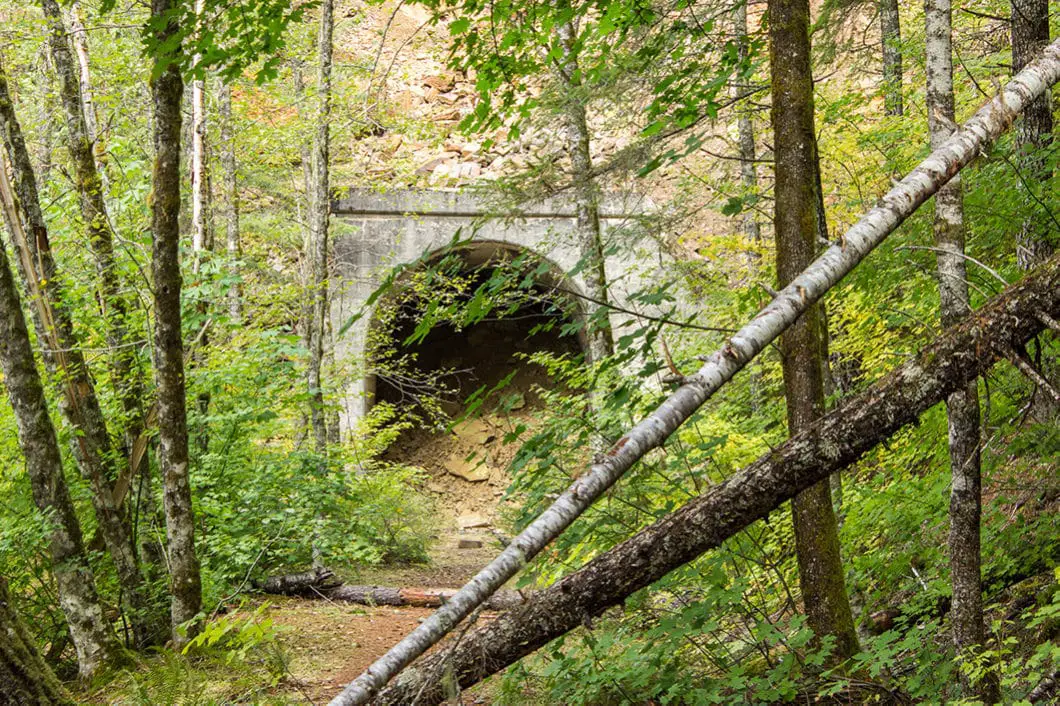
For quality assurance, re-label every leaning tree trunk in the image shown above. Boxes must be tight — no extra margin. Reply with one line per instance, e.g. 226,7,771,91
0,576,73,705
925,1,999,701
364,252,1060,706
768,0,859,662
149,0,203,647
1012,0,1054,269
331,42,1060,703
0,50,158,647
881,0,903,115
555,21,613,364
0,200,120,679
307,0,333,464
219,81,242,322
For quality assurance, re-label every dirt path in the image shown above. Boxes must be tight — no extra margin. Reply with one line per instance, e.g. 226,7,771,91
272,401,550,703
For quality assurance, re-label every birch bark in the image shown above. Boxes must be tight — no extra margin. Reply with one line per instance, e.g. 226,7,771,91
330,39,1060,704
219,82,241,322
925,2,999,700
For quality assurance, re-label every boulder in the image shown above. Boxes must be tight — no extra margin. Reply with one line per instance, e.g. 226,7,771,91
457,513,490,529
445,452,490,482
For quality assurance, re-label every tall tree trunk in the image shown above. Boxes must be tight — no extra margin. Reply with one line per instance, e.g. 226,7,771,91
768,0,859,663
67,1,107,193
925,2,1000,701
219,81,241,322
1012,0,1054,268
0,576,74,705
149,0,202,646
881,0,903,115
0,55,158,648
0,198,120,679
363,253,1060,706
40,0,146,459
556,21,613,364
734,0,761,247
189,0,211,454
32,47,56,182
307,0,333,462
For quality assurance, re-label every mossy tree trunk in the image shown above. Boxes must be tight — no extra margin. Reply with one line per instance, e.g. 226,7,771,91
0,166,121,679
0,577,73,705
149,0,203,647
0,48,160,648
767,0,859,664
881,0,903,115
1012,0,1054,269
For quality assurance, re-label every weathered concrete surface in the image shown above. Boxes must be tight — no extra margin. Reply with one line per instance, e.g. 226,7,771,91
330,188,662,431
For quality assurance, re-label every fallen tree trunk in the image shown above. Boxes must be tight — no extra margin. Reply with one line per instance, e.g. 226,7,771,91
363,254,1060,705
257,569,527,610
332,39,1060,705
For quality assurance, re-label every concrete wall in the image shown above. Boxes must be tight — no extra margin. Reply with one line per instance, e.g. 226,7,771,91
330,188,663,431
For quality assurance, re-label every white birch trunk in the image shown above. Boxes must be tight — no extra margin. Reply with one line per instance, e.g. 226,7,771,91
67,1,106,192
926,2,998,701
190,0,209,272
329,38,1060,706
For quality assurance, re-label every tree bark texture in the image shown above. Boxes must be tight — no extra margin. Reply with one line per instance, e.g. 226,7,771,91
0,57,158,647
881,0,903,115
149,0,203,646
331,40,1060,704
256,569,528,610
0,212,120,679
925,2,1000,701
67,1,106,188
219,82,241,322
769,0,859,662
307,0,334,460
190,0,211,269
1012,0,1055,269
556,21,613,364
40,0,146,460
0,576,73,705
733,0,761,246
366,253,1060,706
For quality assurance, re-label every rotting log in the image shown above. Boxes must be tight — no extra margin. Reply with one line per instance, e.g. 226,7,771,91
256,569,526,610
367,254,1060,705
330,38,1060,706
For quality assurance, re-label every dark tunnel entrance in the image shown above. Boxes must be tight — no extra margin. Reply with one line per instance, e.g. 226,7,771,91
366,242,587,419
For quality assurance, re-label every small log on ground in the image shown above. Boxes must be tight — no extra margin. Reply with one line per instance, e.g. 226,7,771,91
254,567,340,596
257,572,527,610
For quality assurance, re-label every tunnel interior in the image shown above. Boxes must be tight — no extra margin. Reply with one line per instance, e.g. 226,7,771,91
366,242,586,419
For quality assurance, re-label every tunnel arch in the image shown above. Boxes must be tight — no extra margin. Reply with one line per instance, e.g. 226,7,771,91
361,239,591,418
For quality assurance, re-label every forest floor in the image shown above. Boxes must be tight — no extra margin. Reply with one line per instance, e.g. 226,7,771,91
267,336,565,704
